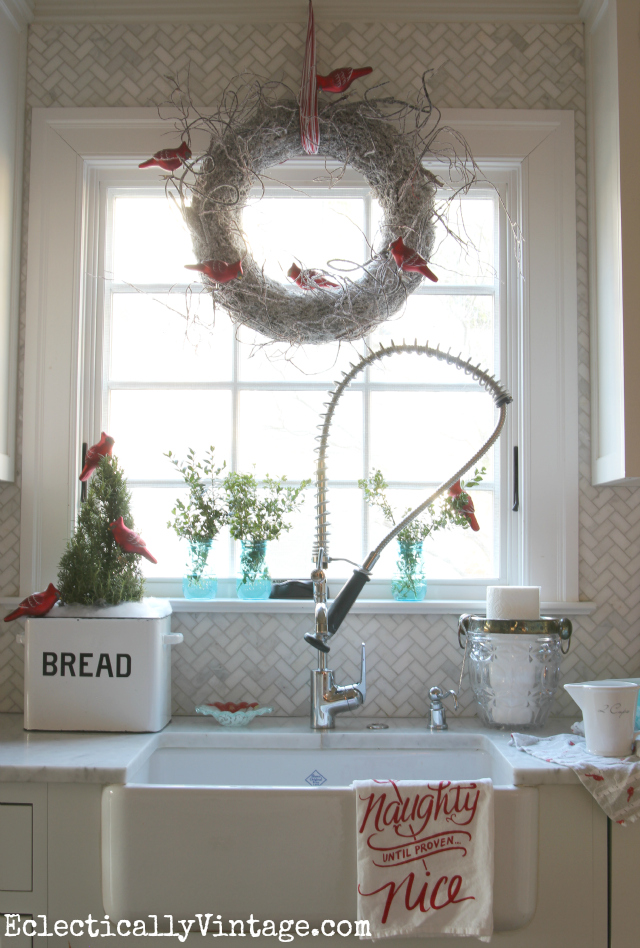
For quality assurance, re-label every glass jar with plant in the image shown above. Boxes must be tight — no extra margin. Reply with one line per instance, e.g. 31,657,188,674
223,471,311,600
359,468,486,601
165,446,228,600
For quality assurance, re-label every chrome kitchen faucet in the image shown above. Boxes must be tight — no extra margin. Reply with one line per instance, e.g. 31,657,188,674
307,548,366,730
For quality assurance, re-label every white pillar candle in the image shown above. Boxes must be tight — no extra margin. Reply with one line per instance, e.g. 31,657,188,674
486,586,540,620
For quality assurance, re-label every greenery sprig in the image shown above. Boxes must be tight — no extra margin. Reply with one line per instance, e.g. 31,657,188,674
223,470,311,543
165,446,229,546
358,467,486,544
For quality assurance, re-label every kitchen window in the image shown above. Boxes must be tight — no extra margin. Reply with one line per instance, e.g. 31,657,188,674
103,170,501,596
21,107,579,606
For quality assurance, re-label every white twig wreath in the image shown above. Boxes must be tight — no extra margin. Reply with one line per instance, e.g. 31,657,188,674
163,79,477,345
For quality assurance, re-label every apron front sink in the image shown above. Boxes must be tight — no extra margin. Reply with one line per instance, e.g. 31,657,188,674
102,731,538,933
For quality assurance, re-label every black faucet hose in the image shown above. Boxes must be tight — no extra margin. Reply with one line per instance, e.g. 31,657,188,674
327,568,371,637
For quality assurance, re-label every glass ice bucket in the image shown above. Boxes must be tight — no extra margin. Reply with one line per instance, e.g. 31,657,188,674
458,614,572,728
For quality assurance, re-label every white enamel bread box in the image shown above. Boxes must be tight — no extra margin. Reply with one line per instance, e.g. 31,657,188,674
19,599,182,732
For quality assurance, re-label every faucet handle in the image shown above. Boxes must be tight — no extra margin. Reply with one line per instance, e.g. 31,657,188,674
429,686,459,711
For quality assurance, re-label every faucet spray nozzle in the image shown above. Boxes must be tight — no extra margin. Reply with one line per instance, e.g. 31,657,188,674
304,632,330,653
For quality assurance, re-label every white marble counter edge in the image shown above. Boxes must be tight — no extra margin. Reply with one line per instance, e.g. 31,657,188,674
0,713,581,787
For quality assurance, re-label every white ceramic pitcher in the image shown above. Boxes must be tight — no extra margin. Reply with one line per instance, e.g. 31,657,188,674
564,679,640,757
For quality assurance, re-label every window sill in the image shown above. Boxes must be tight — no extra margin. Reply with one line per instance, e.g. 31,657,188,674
167,598,596,616
0,597,596,616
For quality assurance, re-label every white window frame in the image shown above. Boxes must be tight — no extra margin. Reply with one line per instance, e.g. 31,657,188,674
22,107,582,612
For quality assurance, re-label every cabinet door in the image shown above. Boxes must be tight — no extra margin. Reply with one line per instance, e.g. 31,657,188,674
0,787,46,916
0,805,31,890
610,818,640,948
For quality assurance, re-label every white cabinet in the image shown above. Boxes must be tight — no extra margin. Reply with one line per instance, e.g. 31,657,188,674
586,0,640,484
610,818,640,948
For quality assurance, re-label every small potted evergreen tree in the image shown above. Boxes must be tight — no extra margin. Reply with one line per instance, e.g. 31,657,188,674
18,447,182,733
58,453,147,605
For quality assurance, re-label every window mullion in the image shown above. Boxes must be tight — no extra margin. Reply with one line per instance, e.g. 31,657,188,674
230,317,240,577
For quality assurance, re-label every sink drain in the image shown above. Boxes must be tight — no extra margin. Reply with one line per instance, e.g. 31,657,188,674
367,723,389,730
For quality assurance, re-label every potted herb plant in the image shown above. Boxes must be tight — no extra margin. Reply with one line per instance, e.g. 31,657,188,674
223,471,310,600
359,468,485,601
165,446,228,600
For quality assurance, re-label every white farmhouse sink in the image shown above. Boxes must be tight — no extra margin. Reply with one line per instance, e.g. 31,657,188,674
132,745,498,786
102,726,538,934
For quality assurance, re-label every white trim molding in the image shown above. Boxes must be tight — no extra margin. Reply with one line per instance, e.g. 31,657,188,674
586,0,640,484
0,0,33,30
30,0,585,25
0,1,28,482
22,107,579,604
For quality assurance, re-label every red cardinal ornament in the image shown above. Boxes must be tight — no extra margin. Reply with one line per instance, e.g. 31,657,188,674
316,66,373,93
184,260,243,284
138,141,191,172
449,480,480,532
287,263,339,290
390,236,438,283
4,583,60,622
79,432,115,482
109,517,158,564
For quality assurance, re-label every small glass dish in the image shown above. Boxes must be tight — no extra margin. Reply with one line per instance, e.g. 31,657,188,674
195,701,273,727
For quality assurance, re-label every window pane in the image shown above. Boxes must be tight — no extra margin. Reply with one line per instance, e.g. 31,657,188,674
237,390,362,481
110,294,233,381
324,487,364,578
429,197,496,286
109,390,233,480
369,391,495,483
242,197,367,280
372,488,495,579
237,325,362,382
129,487,231,579
255,496,316,581
369,294,495,380
371,193,496,285
112,196,194,285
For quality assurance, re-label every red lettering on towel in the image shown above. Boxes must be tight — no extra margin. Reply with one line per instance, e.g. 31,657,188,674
358,871,474,924
358,781,481,838
358,780,483,926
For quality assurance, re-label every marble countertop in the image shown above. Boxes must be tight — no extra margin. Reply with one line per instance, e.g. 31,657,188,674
0,712,582,786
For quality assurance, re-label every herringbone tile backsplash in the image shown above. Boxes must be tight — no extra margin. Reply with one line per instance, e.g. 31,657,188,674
1,18,638,718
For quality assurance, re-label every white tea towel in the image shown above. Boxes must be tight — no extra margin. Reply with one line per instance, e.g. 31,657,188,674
353,779,494,940
511,731,640,824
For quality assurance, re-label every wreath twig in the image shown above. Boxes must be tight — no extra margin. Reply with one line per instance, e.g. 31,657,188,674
161,75,478,345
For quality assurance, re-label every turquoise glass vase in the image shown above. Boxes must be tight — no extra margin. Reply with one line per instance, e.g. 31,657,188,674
183,540,218,600
236,539,271,600
392,538,427,601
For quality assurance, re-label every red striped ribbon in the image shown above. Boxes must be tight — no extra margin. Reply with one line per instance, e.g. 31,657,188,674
300,0,319,155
